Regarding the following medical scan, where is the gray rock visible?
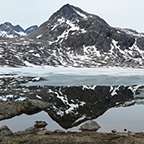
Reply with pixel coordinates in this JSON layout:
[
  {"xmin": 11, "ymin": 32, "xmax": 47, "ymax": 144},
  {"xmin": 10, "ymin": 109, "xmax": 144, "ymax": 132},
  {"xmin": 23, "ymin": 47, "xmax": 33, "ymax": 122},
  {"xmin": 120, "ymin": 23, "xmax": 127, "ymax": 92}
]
[
  {"xmin": 80, "ymin": 121, "xmax": 100, "ymax": 131},
  {"xmin": 24, "ymin": 127, "xmax": 35, "ymax": 133},
  {"xmin": 54, "ymin": 129, "xmax": 65, "ymax": 133},
  {"xmin": 0, "ymin": 126, "xmax": 13, "ymax": 136},
  {"xmin": 111, "ymin": 129, "xmax": 117, "ymax": 134},
  {"xmin": 34, "ymin": 121, "xmax": 48, "ymax": 129}
]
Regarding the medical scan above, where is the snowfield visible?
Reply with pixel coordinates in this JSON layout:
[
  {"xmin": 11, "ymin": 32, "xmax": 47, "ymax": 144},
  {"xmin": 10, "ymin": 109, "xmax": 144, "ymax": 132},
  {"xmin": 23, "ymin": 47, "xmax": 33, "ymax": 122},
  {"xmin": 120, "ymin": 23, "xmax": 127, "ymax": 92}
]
[
  {"xmin": 0, "ymin": 66, "xmax": 144, "ymax": 77},
  {"xmin": 0, "ymin": 66, "xmax": 144, "ymax": 86}
]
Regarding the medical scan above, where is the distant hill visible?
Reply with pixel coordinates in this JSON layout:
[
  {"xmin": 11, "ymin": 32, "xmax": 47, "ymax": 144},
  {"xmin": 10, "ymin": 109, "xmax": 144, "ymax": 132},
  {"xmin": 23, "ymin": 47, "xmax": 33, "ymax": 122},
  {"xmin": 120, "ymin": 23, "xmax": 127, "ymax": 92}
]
[{"xmin": 0, "ymin": 22, "xmax": 38, "ymax": 38}]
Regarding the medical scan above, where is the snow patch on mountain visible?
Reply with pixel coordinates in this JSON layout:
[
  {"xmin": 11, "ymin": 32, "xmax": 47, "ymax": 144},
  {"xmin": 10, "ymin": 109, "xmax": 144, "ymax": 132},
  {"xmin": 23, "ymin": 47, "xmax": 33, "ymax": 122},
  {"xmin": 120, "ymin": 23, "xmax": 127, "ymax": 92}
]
[
  {"xmin": 117, "ymin": 28, "xmax": 144, "ymax": 37},
  {"xmin": 47, "ymin": 88, "xmax": 86, "ymax": 116},
  {"xmin": 0, "ymin": 95, "xmax": 27, "ymax": 102},
  {"xmin": 50, "ymin": 18, "xmax": 87, "ymax": 44},
  {"xmin": 0, "ymin": 31, "xmax": 14, "ymax": 38},
  {"xmin": 72, "ymin": 8, "xmax": 88, "ymax": 19}
]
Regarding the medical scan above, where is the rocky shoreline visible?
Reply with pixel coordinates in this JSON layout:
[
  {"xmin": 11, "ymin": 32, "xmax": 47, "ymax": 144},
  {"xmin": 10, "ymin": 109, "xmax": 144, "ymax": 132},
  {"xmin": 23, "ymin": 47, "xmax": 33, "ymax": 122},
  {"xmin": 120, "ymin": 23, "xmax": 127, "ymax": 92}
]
[
  {"xmin": 0, "ymin": 122, "xmax": 143, "ymax": 144},
  {"xmin": 1, "ymin": 127, "xmax": 144, "ymax": 144}
]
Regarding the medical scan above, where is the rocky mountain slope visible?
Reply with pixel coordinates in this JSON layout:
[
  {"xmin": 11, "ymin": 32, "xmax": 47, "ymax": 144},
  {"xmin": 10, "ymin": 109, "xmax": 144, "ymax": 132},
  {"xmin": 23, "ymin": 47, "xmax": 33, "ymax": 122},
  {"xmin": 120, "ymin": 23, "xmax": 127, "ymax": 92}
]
[
  {"xmin": 0, "ymin": 22, "xmax": 38, "ymax": 38},
  {"xmin": 1, "ymin": 4, "xmax": 144, "ymax": 67}
]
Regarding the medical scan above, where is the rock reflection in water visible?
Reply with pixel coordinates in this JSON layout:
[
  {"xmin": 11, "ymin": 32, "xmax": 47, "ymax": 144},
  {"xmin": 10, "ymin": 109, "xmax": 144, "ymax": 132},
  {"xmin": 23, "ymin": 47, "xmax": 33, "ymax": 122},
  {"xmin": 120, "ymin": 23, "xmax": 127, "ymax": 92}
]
[
  {"xmin": 1, "ymin": 104, "xmax": 144, "ymax": 133},
  {"xmin": 0, "ymin": 76, "xmax": 141, "ymax": 131}
]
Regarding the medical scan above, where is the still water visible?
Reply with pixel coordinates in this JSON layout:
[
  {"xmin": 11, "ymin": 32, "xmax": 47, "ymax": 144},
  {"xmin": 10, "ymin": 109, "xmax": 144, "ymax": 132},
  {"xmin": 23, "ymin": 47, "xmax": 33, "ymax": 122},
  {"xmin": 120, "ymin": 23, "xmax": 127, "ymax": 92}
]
[
  {"xmin": 0, "ymin": 111, "xmax": 65, "ymax": 132},
  {"xmin": 0, "ymin": 104, "xmax": 144, "ymax": 132},
  {"xmin": 0, "ymin": 67, "xmax": 144, "ymax": 132}
]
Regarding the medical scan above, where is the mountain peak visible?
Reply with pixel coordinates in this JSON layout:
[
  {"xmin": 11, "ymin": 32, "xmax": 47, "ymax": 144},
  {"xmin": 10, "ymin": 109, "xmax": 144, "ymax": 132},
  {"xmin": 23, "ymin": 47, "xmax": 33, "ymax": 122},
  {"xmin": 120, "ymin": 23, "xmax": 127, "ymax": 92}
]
[
  {"xmin": 49, "ymin": 4, "xmax": 88, "ymax": 21},
  {"xmin": 61, "ymin": 3, "xmax": 72, "ymax": 9},
  {"xmin": 25, "ymin": 25, "xmax": 38, "ymax": 34},
  {"xmin": 3, "ymin": 22, "xmax": 12, "ymax": 25},
  {"xmin": 14, "ymin": 25, "xmax": 25, "ymax": 32},
  {"xmin": 58, "ymin": 4, "xmax": 75, "ymax": 13}
]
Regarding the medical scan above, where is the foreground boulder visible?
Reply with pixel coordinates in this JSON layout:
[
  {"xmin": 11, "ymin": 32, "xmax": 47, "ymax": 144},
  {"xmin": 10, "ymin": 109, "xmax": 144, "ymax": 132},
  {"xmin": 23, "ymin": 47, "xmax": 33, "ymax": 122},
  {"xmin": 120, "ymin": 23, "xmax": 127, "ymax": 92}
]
[
  {"xmin": 34, "ymin": 121, "xmax": 47, "ymax": 129},
  {"xmin": 0, "ymin": 126, "xmax": 13, "ymax": 136},
  {"xmin": 80, "ymin": 121, "xmax": 100, "ymax": 131},
  {"xmin": 54, "ymin": 129, "xmax": 65, "ymax": 133}
]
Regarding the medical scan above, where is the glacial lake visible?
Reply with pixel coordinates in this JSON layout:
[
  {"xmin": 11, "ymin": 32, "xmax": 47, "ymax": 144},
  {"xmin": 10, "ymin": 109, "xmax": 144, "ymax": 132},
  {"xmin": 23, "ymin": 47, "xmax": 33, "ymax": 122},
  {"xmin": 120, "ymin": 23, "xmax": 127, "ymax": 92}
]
[{"xmin": 0, "ymin": 66, "xmax": 144, "ymax": 132}]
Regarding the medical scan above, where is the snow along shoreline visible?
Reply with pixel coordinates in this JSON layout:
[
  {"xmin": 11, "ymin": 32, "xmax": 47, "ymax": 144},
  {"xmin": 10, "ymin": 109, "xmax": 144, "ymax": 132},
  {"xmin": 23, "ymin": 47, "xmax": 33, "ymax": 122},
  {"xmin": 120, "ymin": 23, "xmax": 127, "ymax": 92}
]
[{"xmin": 0, "ymin": 66, "xmax": 144, "ymax": 77}]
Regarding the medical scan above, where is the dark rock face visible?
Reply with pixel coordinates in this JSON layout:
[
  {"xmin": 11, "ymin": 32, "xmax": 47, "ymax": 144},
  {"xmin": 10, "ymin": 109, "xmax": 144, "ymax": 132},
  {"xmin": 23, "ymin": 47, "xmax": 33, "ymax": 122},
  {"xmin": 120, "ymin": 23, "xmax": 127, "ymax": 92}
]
[
  {"xmin": 25, "ymin": 25, "xmax": 38, "ymax": 34},
  {"xmin": 14, "ymin": 25, "xmax": 25, "ymax": 32},
  {"xmin": 50, "ymin": 4, "xmax": 84, "ymax": 20}
]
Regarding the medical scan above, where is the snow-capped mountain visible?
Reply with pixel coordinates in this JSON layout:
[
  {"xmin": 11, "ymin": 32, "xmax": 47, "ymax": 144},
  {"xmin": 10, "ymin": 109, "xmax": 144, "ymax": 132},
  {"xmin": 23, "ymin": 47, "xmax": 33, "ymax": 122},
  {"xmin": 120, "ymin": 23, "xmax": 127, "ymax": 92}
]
[
  {"xmin": 0, "ymin": 22, "xmax": 25, "ymax": 38},
  {"xmin": 0, "ymin": 22, "xmax": 38, "ymax": 38},
  {"xmin": 29, "ymin": 4, "xmax": 144, "ymax": 67},
  {"xmin": 1, "ymin": 4, "xmax": 144, "ymax": 67},
  {"xmin": 25, "ymin": 25, "xmax": 38, "ymax": 34}
]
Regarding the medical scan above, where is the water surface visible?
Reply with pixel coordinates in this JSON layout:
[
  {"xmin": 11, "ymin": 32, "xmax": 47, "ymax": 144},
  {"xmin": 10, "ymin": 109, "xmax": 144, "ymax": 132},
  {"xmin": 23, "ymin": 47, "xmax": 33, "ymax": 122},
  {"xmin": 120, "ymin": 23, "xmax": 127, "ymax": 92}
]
[{"xmin": 1, "ymin": 104, "xmax": 144, "ymax": 133}]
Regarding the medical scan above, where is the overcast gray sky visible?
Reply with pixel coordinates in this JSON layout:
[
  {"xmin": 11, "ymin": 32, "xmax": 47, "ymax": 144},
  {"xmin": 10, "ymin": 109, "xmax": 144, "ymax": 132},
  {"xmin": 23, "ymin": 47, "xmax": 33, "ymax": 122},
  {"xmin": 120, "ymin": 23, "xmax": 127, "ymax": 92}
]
[{"xmin": 0, "ymin": 0, "xmax": 144, "ymax": 32}]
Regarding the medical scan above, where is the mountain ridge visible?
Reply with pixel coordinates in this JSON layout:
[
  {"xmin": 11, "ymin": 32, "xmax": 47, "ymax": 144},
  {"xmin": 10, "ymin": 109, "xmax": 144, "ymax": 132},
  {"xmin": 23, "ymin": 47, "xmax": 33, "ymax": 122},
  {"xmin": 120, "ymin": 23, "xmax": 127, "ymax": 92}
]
[
  {"xmin": 0, "ymin": 22, "xmax": 38, "ymax": 38},
  {"xmin": 0, "ymin": 4, "xmax": 144, "ymax": 67}
]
